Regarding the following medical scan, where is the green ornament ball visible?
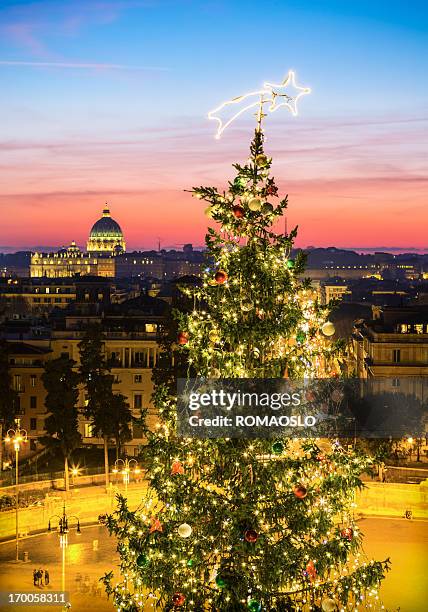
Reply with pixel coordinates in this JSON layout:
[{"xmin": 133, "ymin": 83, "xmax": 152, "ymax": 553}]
[
  {"xmin": 186, "ymin": 559, "xmax": 195, "ymax": 567},
  {"xmin": 261, "ymin": 202, "xmax": 274, "ymax": 214},
  {"xmin": 296, "ymin": 331, "xmax": 306, "ymax": 344},
  {"xmin": 136, "ymin": 553, "xmax": 149, "ymax": 567},
  {"xmin": 272, "ymin": 441, "xmax": 284, "ymax": 455},
  {"xmin": 286, "ymin": 259, "xmax": 295, "ymax": 269},
  {"xmin": 215, "ymin": 575, "xmax": 227, "ymax": 588},
  {"xmin": 234, "ymin": 176, "xmax": 247, "ymax": 187},
  {"xmin": 248, "ymin": 600, "xmax": 262, "ymax": 612}
]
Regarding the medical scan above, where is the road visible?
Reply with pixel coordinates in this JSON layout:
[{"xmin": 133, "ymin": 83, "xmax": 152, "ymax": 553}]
[{"xmin": 0, "ymin": 518, "xmax": 427, "ymax": 611}]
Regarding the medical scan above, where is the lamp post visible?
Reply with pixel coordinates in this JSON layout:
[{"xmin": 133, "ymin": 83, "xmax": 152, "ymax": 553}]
[
  {"xmin": 112, "ymin": 458, "xmax": 140, "ymax": 494},
  {"xmin": 4, "ymin": 418, "xmax": 27, "ymax": 562},
  {"xmin": 48, "ymin": 503, "xmax": 81, "ymax": 594}
]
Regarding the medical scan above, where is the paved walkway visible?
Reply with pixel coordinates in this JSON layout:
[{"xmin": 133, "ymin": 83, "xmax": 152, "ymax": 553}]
[{"xmin": 0, "ymin": 519, "xmax": 427, "ymax": 611}]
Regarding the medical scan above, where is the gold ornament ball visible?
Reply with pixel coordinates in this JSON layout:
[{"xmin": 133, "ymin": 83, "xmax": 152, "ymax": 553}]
[
  {"xmin": 321, "ymin": 321, "xmax": 335, "ymax": 337},
  {"xmin": 205, "ymin": 206, "xmax": 216, "ymax": 219},
  {"xmin": 255, "ymin": 153, "xmax": 268, "ymax": 167},
  {"xmin": 208, "ymin": 278, "xmax": 217, "ymax": 286},
  {"xmin": 248, "ymin": 197, "xmax": 262, "ymax": 211},
  {"xmin": 209, "ymin": 330, "xmax": 220, "ymax": 344},
  {"xmin": 178, "ymin": 523, "xmax": 192, "ymax": 538},
  {"xmin": 321, "ymin": 598, "xmax": 337, "ymax": 612}
]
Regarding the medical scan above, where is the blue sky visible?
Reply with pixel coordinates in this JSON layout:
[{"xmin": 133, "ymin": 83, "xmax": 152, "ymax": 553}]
[{"xmin": 0, "ymin": 0, "xmax": 427, "ymax": 249}]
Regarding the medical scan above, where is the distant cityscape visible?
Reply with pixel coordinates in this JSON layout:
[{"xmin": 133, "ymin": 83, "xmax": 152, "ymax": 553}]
[{"xmin": 1, "ymin": 204, "xmax": 427, "ymax": 467}]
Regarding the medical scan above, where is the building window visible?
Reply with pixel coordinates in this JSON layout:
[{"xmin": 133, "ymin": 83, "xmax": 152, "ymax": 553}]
[
  {"xmin": 134, "ymin": 351, "xmax": 146, "ymax": 366},
  {"xmin": 30, "ymin": 418, "xmax": 37, "ymax": 430},
  {"xmin": 392, "ymin": 378, "xmax": 400, "ymax": 387},
  {"xmin": 54, "ymin": 297, "xmax": 61, "ymax": 303},
  {"xmin": 30, "ymin": 375, "xmax": 37, "ymax": 387},
  {"xmin": 84, "ymin": 423, "xmax": 94, "ymax": 438},
  {"xmin": 134, "ymin": 375, "xmax": 142, "ymax": 383},
  {"xmin": 145, "ymin": 324, "xmax": 157, "ymax": 333},
  {"xmin": 393, "ymin": 349, "xmax": 401, "ymax": 363},
  {"xmin": 134, "ymin": 394, "xmax": 143, "ymax": 409},
  {"xmin": 13, "ymin": 375, "xmax": 22, "ymax": 391},
  {"xmin": 30, "ymin": 396, "xmax": 37, "ymax": 409}
]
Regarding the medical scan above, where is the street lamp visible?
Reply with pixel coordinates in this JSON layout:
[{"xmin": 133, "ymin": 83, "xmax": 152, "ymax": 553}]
[
  {"xmin": 4, "ymin": 418, "xmax": 28, "ymax": 562},
  {"xmin": 112, "ymin": 458, "xmax": 140, "ymax": 493},
  {"xmin": 48, "ymin": 502, "xmax": 81, "ymax": 594}
]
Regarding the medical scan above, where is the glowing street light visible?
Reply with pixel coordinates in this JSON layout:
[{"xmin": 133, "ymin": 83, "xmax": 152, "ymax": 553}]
[
  {"xmin": 4, "ymin": 418, "xmax": 27, "ymax": 562},
  {"xmin": 48, "ymin": 502, "xmax": 81, "ymax": 596},
  {"xmin": 112, "ymin": 458, "xmax": 140, "ymax": 493}
]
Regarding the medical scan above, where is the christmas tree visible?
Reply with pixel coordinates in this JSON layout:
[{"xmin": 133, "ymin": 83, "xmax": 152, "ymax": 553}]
[{"xmin": 103, "ymin": 100, "xmax": 389, "ymax": 611}]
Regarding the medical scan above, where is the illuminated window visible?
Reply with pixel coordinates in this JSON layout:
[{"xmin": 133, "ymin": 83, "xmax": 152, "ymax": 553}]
[
  {"xmin": 145, "ymin": 324, "xmax": 157, "ymax": 333},
  {"xmin": 84, "ymin": 423, "xmax": 93, "ymax": 438}
]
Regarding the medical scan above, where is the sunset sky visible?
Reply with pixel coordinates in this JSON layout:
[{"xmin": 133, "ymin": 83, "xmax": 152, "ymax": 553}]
[{"xmin": 0, "ymin": 0, "xmax": 427, "ymax": 251}]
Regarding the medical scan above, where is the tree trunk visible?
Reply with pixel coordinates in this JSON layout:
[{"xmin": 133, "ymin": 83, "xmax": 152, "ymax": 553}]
[
  {"xmin": 104, "ymin": 437, "xmax": 110, "ymax": 491},
  {"xmin": 64, "ymin": 455, "xmax": 70, "ymax": 492}
]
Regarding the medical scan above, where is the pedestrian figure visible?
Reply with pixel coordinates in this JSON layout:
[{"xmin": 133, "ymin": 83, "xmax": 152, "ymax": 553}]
[
  {"xmin": 44, "ymin": 569, "xmax": 50, "ymax": 585},
  {"xmin": 38, "ymin": 569, "xmax": 44, "ymax": 586},
  {"xmin": 33, "ymin": 569, "xmax": 37, "ymax": 586}
]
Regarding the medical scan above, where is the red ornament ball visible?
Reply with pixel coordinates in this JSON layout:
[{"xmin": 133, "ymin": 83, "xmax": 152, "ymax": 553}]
[
  {"xmin": 214, "ymin": 270, "xmax": 228, "ymax": 284},
  {"xmin": 341, "ymin": 527, "xmax": 354, "ymax": 541},
  {"xmin": 293, "ymin": 484, "xmax": 308, "ymax": 499},
  {"xmin": 244, "ymin": 529, "xmax": 258, "ymax": 543},
  {"xmin": 172, "ymin": 592, "xmax": 186, "ymax": 607},
  {"xmin": 177, "ymin": 331, "xmax": 189, "ymax": 345},
  {"xmin": 232, "ymin": 204, "xmax": 245, "ymax": 218}
]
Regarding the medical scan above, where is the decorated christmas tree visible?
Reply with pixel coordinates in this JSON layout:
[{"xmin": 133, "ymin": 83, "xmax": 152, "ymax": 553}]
[{"xmin": 103, "ymin": 75, "xmax": 389, "ymax": 611}]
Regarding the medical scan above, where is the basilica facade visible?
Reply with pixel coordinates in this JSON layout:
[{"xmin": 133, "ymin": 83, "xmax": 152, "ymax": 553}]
[{"xmin": 30, "ymin": 205, "xmax": 124, "ymax": 278}]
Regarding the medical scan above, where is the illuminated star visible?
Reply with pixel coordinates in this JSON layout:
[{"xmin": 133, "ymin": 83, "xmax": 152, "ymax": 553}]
[
  {"xmin": 208, "ymin": 88, "xmax": 268, "ymax": 139},
  {"xmin": 264, "ymin": 70, "xmax": 311, "ymax": 116}
]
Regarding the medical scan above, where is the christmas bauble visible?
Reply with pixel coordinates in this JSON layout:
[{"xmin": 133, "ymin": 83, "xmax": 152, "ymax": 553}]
[
  {"xmin": 321, "ymin": 321, "xmax": 335, "ymax": 337},
  {"xmin": 255, "ymin": 153, "xmax": 268, "ymax": 167},
  {"xmin": 209, "ymin": 330, "xmax": 220, "ymax": 344},
  {"xmin": 208, "ymin": 278, "xmax": 218, "ymax": 286},
  {"xmin": 293, "ymin": 484, "xmax": 308, "ymax": 499},
  {"xmin": 244, "ymin": 529, "xmax": 258, "ymax": 543},
  {"xmin": 234, "ymin": 176, "xmax": 247, "ymax": 187},
  {"xmin": 186, "ymin": 558, "xmax": 194, "ymax": 567},
  {"xmin": 248, "ymin": 599, "xmax": 262, "ymax": 612},
  {"xmin": 205, "ymin": 205, "xmax": 218, "ymax": 219},
  {"xmin": 232, "ymin": 204, "xmax": 245, "ymax": 218},
  {"xmin": 215, "ymin": 575, "xmax": 227, "ymax": 588},
  {"xmin": 341, "ymin": 527, "xmax": 353, "ymax": 541},
  {"xmin": 215, "ymin": 270, "xmax": 228, "ymax": 284},
  {"xmin": 286, "ymin": 259, "xmax": 295, "ymax": 269},
  {"xmin": 172, "ymin": 592, "xmax": 186, "ymax": 606},
  {"xmin": 261, "ymin": 202, "xmax": 274, "ymax": 214},
  {"xmin": 272, "ymin": 441, "xmax": 284, "ymax": 454},
  {"xmin": 296, "ymin": 331, "xmax": 306, "ymax": 344},
  {"xmin": 178, "ymin": 523, "xmax": 192, "ymax": 538},
  {"xmin": 136, "ymin": 553, "xmax": 149, "ymax": 567},
  {"xmin": 248, "ymin": 197, "xmax": 262, "ymax": 211},
  {"xmin": 177, "ymin": 331, "xmax": 189, "ymax": 345},
  {"xmin": 288, "ymin": 336, "xmax": 296, "ymax": 347},
  {"xmin": 321, "ymin": 598, "xmax": 337, "ymax": 612}
]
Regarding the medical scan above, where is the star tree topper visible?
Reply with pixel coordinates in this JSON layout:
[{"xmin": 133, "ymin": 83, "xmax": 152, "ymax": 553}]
[{"xmin": 208, "ymin": 70, "xmax": 311, "ymax": 139}]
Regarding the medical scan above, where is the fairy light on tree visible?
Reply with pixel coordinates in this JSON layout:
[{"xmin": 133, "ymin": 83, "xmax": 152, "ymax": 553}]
[{"xmin": 103, "ymin": 71, "xmax": 390, "ymax": 611}]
